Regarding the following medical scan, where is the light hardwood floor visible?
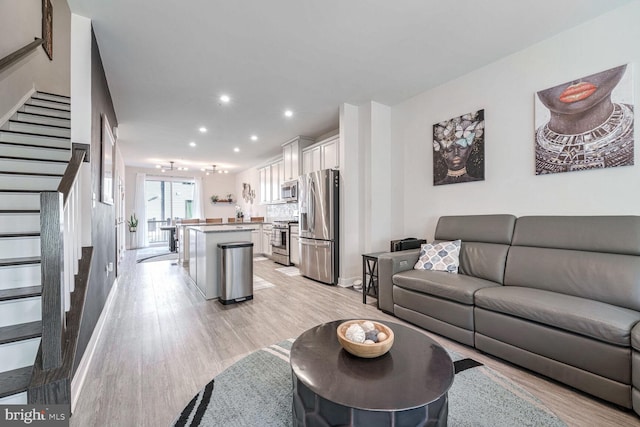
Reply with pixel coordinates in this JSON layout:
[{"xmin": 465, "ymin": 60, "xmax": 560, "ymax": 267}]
[{"xmin": 70, "ymin": 252, "xmax": 640, "ymax": 426}]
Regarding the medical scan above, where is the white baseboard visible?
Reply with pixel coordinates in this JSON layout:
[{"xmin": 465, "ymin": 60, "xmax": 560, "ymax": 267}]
[
  {"xmin": 338, "ymin": 276, "xmax": 360, "ymax": 287},
  {"xmin": 0, "ymin": 86, "xmax": 36, "ymax": 128},
  {"xmin": 71, "ymin": 276, "xmax": 119, "ymax": 412}
]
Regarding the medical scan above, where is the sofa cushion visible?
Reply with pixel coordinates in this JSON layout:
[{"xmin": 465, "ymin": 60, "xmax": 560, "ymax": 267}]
[
  {"xmin": 504, "ymin": 245, "xmax": 640, "ymax": 312},
  {"xmin": 414, "ymin": 240, "xmax": 461, "ymax": 273},
  {"xmin": 393, "ymin": 269, "xmax": 500, "ymax": 305},
  {"xmin": 512, "ymin": 216, "xmax": 640, "ymax": 256},
  {"xmin": 458, "ymin": 242, "xmax": 510, "ymax": 284},
  {"xmin": 435, "ymin": 214, "xmax": 516, "ymax": 245},
  {"xmin": 475, "ymin": 286, "xmax": 640, "ymax": 346}
]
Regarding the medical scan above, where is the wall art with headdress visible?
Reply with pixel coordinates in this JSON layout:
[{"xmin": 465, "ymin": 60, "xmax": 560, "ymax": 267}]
[
  {"xmin": 433, "ymin": 109, "xmax": 485, "ymax": 186},
  {"xmin": 534, "ymin": 64, "xmax": 634, "ymax": 175}
]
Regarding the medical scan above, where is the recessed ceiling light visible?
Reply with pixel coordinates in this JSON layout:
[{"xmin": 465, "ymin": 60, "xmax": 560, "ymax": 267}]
[
  {"xmin": 199, "ymin": 127, "xmax": 207, "ymax": 133},
  {"xmin": 234, "ymin": 147, "xmax": 240, "ymax": 152},
  {"xmin": 219, "ymin": 95, "xmax": 230, "ymax": 103},
  {"xmin": 250, "ymin": 135, "xmax": 258, "ymax": 141},
  {"xmin": 224, "ymin": 170, "xmax": 229, "ymax": 174},
  {"xmin": 155, "ymin": 165, "xmax": 161, "ymax": 168},
  {"xmin": 189, "ymin": 142, "xmax": 196, "ymax": 147},
  {"xmin": 284, "ymin": 110, "xmax": 293, "ymax": 118}
]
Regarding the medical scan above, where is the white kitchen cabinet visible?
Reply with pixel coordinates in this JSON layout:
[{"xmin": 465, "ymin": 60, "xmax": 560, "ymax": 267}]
[
  {"xmin": 321, "ymin": 136, "xmax": 339, "ymax": 170},
  {"xmin": 282, "ymin": 136, "xmax": 314, "ymax": 182},
  {"xmin": 262, "ymin": 225, "xmax": 273, "ymax": 255},
  {"xmin": 302, "ymin": 135, "xmax": 339, "ymax": 174},
  {"xmin": 303, "ymin": 146, "xmax": 321, "ymax": 175},
  {"xmin": 259, "ymin": 166, "xmax": 269, "ymax": 203},
  {"xmin": 251, "ymin": 228, "xmax": 262, "ymax": 254},
  {"xmin": 290, "ymin": 225, "xmax": 299, "ymax": 265},
  {"xmin": 271, "ymin": 160, "xmax": 283, "ymax": 202}
]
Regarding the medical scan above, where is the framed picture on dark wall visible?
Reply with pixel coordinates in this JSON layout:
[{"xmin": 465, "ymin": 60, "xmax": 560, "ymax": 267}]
[
  {"xmin": 101, "ymin": 115, "xmax": 115, "ymax": 205},
  {"xmin": 42, "ymin": 0, "xmax": 53, "ymax": 60}
]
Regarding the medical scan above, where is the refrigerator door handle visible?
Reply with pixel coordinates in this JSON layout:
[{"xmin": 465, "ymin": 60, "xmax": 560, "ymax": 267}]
[
  {"xmin": 300, "ymin": 239, "xmax": 330, "ymax": 248},
  {"xmin": 309, "ymin": 178, "xmax": 316, "ymax": 232}
]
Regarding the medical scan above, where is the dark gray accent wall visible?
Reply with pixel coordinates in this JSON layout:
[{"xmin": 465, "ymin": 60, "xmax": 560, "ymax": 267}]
[{"xmin": 73, "ymin": 28, "xmax": 117, "ymax": 374}]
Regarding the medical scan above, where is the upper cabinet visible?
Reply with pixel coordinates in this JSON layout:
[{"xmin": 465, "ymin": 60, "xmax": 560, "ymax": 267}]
[
  {"xmin": 258, "ymin": 157, "xmax": 285, "ymax": 204},
  {"xmin": 282, "ymin": 136, "xmax": 314, "ymax": 182},
  {"xmin": 302, "ymin": 135, "xmax": 340, "ymax": 175},
  {"xmin": 259, "ymin": 164, "xmax": 271, "ymax": 203}
]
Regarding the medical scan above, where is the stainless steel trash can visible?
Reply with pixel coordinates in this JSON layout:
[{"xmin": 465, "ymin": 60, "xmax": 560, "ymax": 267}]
[{"xmin": 218, "ymin": 241, "xmax": 253, "ymax": 305}]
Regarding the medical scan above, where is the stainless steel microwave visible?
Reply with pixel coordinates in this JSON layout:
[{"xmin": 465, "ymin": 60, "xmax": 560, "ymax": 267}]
[{"xmin": 281, "ymin": 180, "xmax": 298, "ymax": 202}]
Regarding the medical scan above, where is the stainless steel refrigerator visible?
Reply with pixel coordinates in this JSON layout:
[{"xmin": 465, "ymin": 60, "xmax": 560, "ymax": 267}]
[{"xmin": 298, "ymin": 169, "xmax": 339, "ymax": 285}]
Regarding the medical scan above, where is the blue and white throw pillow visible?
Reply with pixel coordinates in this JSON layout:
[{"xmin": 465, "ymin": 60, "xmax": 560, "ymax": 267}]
[{"xmin": 413, "ymin": 240, "xmax": 462, "ymax": 273}]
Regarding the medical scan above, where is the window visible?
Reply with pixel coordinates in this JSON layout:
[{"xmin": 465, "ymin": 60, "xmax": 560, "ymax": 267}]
[{"xmin": 145, "ymin": 178, "xmax": 195, "ymax": 243}]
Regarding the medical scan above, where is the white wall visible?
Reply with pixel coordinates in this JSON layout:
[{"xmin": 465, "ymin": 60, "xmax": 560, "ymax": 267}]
[
  {"xmin": 391, "ymin": 1, "xmax": 640, "ymax": 239},
  {"xmin": 202, "ymin": 173, "xmax": 236, "ymax": 220},
  {"xmin": 234, "ymin": 167, "xmax": 265, "ymax": 220}
]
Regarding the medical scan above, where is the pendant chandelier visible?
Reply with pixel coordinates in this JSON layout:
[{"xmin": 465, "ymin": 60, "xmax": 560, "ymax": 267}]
[
  {"xmin": 201, "ymin": 164, "xmax": 229, "ymax": 175},
  {"xmin": 155, "ymin": 161, "xmax": 188, "ymax": 173}
]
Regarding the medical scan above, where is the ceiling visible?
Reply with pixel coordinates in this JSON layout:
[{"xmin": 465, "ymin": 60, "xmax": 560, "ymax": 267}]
[{"xmin": 66, "ymin": 0, "xmax": 632, "ymax": 173}]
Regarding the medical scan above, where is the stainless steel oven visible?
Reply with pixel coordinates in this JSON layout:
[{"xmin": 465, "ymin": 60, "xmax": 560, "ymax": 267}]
[{"xmin": 271, "ymin": 221, "xmax": 292, "ymax": 266}]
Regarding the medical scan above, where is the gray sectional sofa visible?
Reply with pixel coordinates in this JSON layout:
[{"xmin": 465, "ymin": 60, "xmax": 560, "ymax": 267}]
[{"xmin": 378, "ymin": 214, "xmax": 640, "ymax": 412}]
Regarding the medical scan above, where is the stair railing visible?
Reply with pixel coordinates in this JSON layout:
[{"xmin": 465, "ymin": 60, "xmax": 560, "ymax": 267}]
[
  {"xmin": 40, "ymin": 147, "xmax": 86, "ymax": 370},
  {"xmin": 0, "ymin": 38, "xmax": 43, "ymax": 73}
]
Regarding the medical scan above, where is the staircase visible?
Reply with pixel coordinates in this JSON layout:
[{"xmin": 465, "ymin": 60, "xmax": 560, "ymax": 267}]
[{"xmin": 0, "ymin": 91, "xmax": 71, "ymax": 404}]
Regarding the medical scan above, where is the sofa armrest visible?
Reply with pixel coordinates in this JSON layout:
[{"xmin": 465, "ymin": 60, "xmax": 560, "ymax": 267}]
[{"xmin": 378, "ymin": 249, "xmax": 420, "ymax": 313}]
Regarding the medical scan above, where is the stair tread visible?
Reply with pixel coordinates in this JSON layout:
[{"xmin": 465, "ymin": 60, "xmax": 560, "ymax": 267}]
[
  {"xmin": 0, "ymin": 286, "xmax": 42, "ymax": 302},
  {"xmin": 30, "ymin": 96, "xmax": 70, "ymax": 106},
  {"xmin": 0, "ymin": 129, "xmax": 70, "ymax": 140},
  {"xmin": 16, "ymin": 111, "xmax": 70, "ymax": 120},
  {"xmin": 0, "ymin": 212, "xmax": 39, "ymax": 215},
  {"xmin": 0, "ymin": 256, "xmax": 40, "ymax": 267},
  {"xmin": 0, "ymin": 140, "xmax": 71, "ymax": 151},
  {"xmin": 0, "ymin": 171, "xmax": 63, "ymax": 177},
  {"xmin": 0, "ymin": 366, "xmax": 33, "ymax": 399},
  {"xmin": 0, "ymin": 190, "xmax": 43, "ymax": 196},
  {"xmin": 0, "ymin": 155, "xmax": 68, "ymax": 164},
  {"xmin": 24, "ymin": 102, "xmax": 70, "ymax": 111},
  {"xmin": 36, "ymin": 91, "xmax": 70, "ymax": 100},
  {"xmin": 8, "ymin": 119, "xmax": 71, "ymax": 130},
  {"xmin": 0, "ymin": 321, "xmax": 42, "ymax": 345},
  {"xmin": 0, "ymin": 232, "xmax": 39, "ymax": 238}
]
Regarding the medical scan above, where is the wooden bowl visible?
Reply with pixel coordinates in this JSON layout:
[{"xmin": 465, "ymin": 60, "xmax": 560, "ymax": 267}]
[{"xmin": 336, "ymin": 320, "xmax": 394, "ymax": 358}]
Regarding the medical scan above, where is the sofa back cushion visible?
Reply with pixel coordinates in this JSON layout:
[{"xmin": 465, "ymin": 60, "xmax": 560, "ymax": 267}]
[
  {"xmin": 505, "ymin": 216, "xmax": 640, "ymax": 311},
  {"xmin": 435, "ymin": 215, "xmax": 516, "ymax": 284}
]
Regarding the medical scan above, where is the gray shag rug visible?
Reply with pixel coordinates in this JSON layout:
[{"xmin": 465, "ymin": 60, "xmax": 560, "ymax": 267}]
[{"xmin": 173, "ymin": 339, "xmax": 566, "ymax": 427}]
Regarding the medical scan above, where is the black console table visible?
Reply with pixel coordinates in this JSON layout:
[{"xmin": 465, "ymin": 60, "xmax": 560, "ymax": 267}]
[{"xmin": 362, "ymin": 252, "xmax": 386, "ymax": 305}]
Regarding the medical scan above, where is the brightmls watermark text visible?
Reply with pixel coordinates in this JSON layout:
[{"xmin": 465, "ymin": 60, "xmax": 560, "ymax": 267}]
[{"xmin": 0, "ymin": 406, "xmax": 68, "ymax": 427}]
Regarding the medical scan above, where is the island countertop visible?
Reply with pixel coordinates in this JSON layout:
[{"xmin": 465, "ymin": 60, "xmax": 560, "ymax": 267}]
[{"xmin": 187, "ymin": 224, "xmax": 262, "ymax": 233}]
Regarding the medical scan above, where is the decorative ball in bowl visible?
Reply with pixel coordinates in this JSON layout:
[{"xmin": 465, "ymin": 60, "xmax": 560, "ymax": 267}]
[{"xmin": 336, "ymin": 320, "xmax": 394, "ymax": 358}]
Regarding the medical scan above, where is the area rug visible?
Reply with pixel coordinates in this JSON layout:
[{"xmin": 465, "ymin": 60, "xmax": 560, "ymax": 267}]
[
  {"xmin": 136, "ymin": 246, "xmax": 177, "ymax": 263},
  {"xmin": 275, "ymin": 266, "xmax": 301, "ymax": 276},
  {"xmin": 173, "ymin": 340, "xmax": 566, "ymax": 427},
  {"xmin": 253, "ymin": 256, "xmax": 269, "ymax": 262},
  {"xmin": 138, "ymin": 253, "xmax": 179, "ymax": 263},
  {"xmin": 254, "ymin": 276, "xmax": 275, "ymax": 290}
]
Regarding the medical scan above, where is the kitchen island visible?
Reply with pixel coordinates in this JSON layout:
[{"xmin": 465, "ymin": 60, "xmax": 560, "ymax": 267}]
[
  {"xmin": 178, "ymin": 221, "xmax": 267, "ymax": 266},
  {"xmin": 187, "ymin": 225, "xmax": 254, "ymax": 300}
]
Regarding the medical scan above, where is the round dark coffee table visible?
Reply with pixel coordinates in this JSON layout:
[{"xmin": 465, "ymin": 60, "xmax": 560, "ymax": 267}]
[{"xmin": 290, "ymin": 320, "xmax": 454, "ymax": 427}]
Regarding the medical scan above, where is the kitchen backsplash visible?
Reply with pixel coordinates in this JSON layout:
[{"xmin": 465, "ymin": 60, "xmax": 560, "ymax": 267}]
[{"xmin": 267, "ymin": 203, "xmax": 299, "ymax": 221}]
